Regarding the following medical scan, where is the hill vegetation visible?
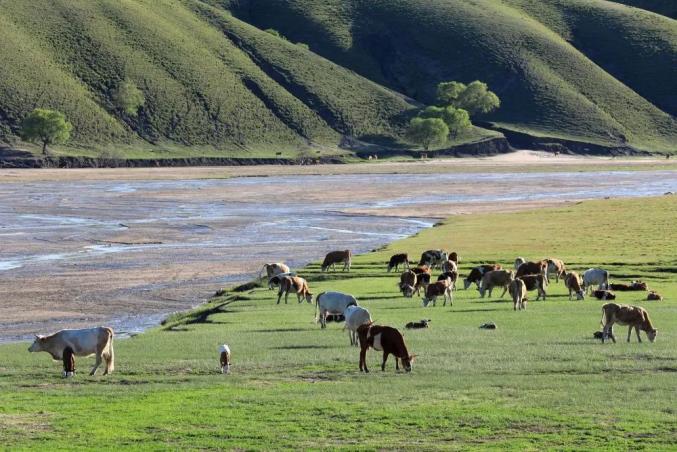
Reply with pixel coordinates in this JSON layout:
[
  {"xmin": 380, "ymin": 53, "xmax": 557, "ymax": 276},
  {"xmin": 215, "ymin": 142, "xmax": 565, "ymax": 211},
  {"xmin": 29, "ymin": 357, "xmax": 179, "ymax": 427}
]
[{"xmin": 0, "ymin": 0, "xmax": 675, "ymax": 157}]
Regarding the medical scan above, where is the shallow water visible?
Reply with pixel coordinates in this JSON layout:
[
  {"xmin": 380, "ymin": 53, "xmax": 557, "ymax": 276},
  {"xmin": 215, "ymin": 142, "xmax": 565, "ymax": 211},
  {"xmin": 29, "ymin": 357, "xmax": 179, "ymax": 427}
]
[{"xmin": 0, "ymin": 169, "xmax": 675, "ymax": 341}]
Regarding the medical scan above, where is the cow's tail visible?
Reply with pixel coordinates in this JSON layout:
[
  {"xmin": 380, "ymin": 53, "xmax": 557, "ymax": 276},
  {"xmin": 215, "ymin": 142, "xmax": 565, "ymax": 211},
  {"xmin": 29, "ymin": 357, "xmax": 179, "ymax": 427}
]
[
  {"xmin": 314, "ymin": 292, "xmax": 324, "ymax": 323},
  {"xmin": 105, "ymin": 327, "xmax": 115, "ymax": 373},
  {"xmin": 600, "ymin": 306, "xmax": 607, "ymax": 328}
]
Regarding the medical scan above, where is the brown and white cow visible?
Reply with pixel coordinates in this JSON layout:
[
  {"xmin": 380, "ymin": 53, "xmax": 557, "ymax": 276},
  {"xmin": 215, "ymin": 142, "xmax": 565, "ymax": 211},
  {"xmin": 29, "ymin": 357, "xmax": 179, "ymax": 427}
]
[
  {"xmin": 219, "ymin": 344, "xmax": 231, "ymax": 374},
  {"xmin": 564, "ymin": 271, "xmax": 585, "ymax": 300},
  {"xmin": 593, "ymin": 289, "xmax": 616, "ymax": 300},
  {"xmin": 399, "ymin": 270, "xmax": 417, "ymax": 298},
  {"xmin": 321, "ymin": 250, "xmax": 352, "ymax": 272},
  {"xmin": 276, "ymin": 276, "xmax": 313, "ymax": 304},
  {"xmin": 516, "ymin": 260, "xmax": 548, "ymax": 280},
  {"xmin": 545, "ymin": 258, "xmax": 566, "ymax": 283},
  {"xmin": 463, "ymin": 264, "xmax": 502, "ymax": 290},
  {"xmin": 387, "ymin": 253, "xmax": 410, "ymax": 273},
  {"xmin": 422, "ymin": 276, "xmax": 453, "ymax": 307},
  {"xmin": 357, "ymin": 324, "xmax": 414, "ymax": 373},
  {"xmin": 437, "ymin": 270, "xmax": 458, "ymax": 291},
  {"xmin": 441, "ymin": 259, "xmax": 458, "ymax": 275},
  {"xmin": 600, "ymin": 303, "xmax": 657, "ymax": 343},
  {"xmin": 509, "ymin": 278, "xmax": 528, "ymax": 311},
  {"xmin": 449, "ymin": 251, "xmax": 459, "ymax": 264},
  {"xmin": 479, "ymin": 270, "xmax": 515, "ymax": 298},
  {"xmin": 517, "ymin": 274, "xmax": 548, "ymax": 301},
  {"xmin": 28, "ymin": 327, "xmax": 114, "ymax": 377},
  {"xmin": 259, "ymin": 263, "xmax": 291, "ymax": 289}
]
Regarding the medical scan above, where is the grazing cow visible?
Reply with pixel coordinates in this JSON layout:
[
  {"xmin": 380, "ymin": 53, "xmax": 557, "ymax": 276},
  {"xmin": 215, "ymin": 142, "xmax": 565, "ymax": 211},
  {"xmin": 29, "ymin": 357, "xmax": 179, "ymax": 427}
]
[
  {"xmin": 441, "ymin": 259, "xmax": 458, "ymax": 275},
  {"xmin": 546, "ymin": 258, "xmax": 566, "ymax": 283},
  {"xmin": 609, "ymin": 281, "xmax": 648, "ymax": 291},
  {"xmin": 268, "ymin": 272, "xmax": 297, "ymax": 290},
  {"xmin": 399, "ymin": 270, "xmax": 417, "ymax": 298},
  {"xmin": 344, "ymin": 306, "xmax": 372, "ymax": 346},
  {"xmin": 419, "ymin": 250, "xmax": 448, "ymax": 269},
  {"xmin": 260, "ymin": 263, "xmax": 290, "ymax": 289},
  {"xmin": 405, "ymin": 319, "xmax": 431, "ymax": 329},
  {"xmin": 509, "ymin": 278, "xmax": 528, "ymax": 311},
  {"xmin": 479, "ymin": 270, "xmax": 515, "ymax": 298},
  {"xmin": 514, "ymin": 257, "xmax": 526, "ymax": 270},
  {"xmin": 414, "ymin": 272, "xmax": 431, "ymax": 296},
  {"xmin": 422, "ymin": 276, "xmax": 453, "ymax": 307},
  {"xmin": 564, "ymin": 271, "xmax": 585, "ymax": 300},
  {"xmin": 593, "ymin": 289, "xmax": 616, "ymax": 300},
  {"xmin": 647, "ymin": 291, "xmax": 663, "ymax": 301},
  {"xmin": 357, "ymin": 324, "xmax": 414, "ymax": 373},
  {"xmin": 449, "ymin": 251, "xmax": 459, "ymax": 264},
  {"xmin": 315, "ymin": 291, "xmax": 358, "ymax": 328},
  {"xmin": 219, "ymin": 344, "xmax": 231, "ymax": 374},
  {"xmin": 516, "ymin": 260, "xmax": 548, "ymax": 280},
  {"xmin": 387, "ymin": 253, "xmax": 410, "ymax": 272},
  {"xmin": 463, "ymin": 264, "xmax": 502, "ymax": 290},
  {"xmin": 583, "ymin": 268, "xmax": 610, "ymax": 293},
  {"xmin": 517, "ymin": 274, "xmax": 548, "ymax": 301},
  {"xmin": 321, "ymin": 250, "xmax": 352, "ymax": 272},
  {"xmin": 437, "ymin": 270, "xmax": 458, "ymax": 291},
  {"xmin": 600, "ymin": 303, "xmax": 657, "ymax": 343},
  {"xmin": 276, "ymin": 276, "xmax": 312, "ymax": 304},
  {"xmin": 28, "ymin": 327, "xmax": 114, "ymax": 376}
]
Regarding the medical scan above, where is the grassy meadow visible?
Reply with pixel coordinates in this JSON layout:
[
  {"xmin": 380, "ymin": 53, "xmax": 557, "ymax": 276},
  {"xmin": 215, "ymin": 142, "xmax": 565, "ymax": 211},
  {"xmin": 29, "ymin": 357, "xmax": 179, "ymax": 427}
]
[{"xmin": 0, "ymin": 196, "xmax": 676, "ymax": 449}]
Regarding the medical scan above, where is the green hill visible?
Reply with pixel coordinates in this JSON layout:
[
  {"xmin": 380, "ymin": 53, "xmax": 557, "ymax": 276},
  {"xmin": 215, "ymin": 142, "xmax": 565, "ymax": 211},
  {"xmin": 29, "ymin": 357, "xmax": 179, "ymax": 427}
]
[{"xmin": 0, "ymin": 0, "xmax": 675, "ymax": 158}]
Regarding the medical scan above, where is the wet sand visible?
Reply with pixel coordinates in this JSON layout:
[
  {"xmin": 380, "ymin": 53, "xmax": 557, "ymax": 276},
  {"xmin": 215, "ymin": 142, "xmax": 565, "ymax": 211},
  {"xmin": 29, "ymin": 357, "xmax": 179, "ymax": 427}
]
[{"xmin": 1, "ymin": 152, "xmax": 675, "ymax": 341}]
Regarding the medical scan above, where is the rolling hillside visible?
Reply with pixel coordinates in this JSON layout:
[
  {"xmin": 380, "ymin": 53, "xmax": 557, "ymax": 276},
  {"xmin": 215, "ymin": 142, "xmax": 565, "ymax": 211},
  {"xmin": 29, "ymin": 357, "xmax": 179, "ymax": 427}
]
[{"xmin": 0, "ymin": 0, "xmax": 675, "ymax": 158}]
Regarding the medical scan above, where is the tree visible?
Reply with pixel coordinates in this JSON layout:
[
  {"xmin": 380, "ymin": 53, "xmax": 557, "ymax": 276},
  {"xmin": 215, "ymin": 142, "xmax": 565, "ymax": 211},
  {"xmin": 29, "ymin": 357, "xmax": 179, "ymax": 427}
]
[
  {"xmin": 436, "ymin": 81, "xmax": 466, "ymax": 105},
  {"xmin": 436, "ymin": 80, "xmax": 500, "ymax": 116},
  {"xmin": 113, "ymin": 80, "xmax": 145, "ymax": 116},
  {"xmin": 20, "ymin": 109, "xmax": 73, "ymax": 155},
  {"xmin": 406, "ymin": 117, "xmax": 449, "ymax": 151},
  {"xmin": 419, "ymin": 105, "xmax": 471, "ymax": 137}
]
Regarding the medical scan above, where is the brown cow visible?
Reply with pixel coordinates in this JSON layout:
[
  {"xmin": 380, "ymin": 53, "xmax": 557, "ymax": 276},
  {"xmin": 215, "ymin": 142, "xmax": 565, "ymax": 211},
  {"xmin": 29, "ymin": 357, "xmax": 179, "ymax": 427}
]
[
  {"xmin": 593, "ymin": 290, "xmax": 616, "ymax": 300},
  {"xmin": 411, "ymin": 265, "xmax": 431, "ymax": 276},
  {"xmin": 449, "ymin": 251, "xmax": 459, "ymax": 264},
  {"xmin": 564, "ymin": 271, "xmax": 585, "ymax": 300},
  {"xmin": 437, "ymin": 270, "xmax": 458, "ymax": 291},
  {"xmin": 545, "ymin": 258, "xmax": 566, "ymax": 283},
  {"xmin": 517, "ymin": 274, "xmax": 547, "ymax": 301},
  {"xmin": 463, "ymin": 264, "xmax": 502, "ymax": 290},
  {"xmin": 479, "ymin": 270, "xmax": 515, "ymax": 298},
  {"xmin": 277, "ymin": 276, "xmax": 312, "ymax": 304},
  {"xmin": 399, "ymin": 270, "xmax": 417, "ymax": 298},
  {"xmin": 600, "ymin": 303, "xmax": 657, "ymax": 343},
  {"xmin": 423, "ymin": 277, "xmax": 453, "ymax": 307},
  {"xmin": 509, "ymin": 278, "xmax": 528, "ymax": 311},
  {"xmin": 516, "ymin": 260, "xmax": 548, "ymax": 280},
  {"xmin": 647, "ymin": 291, "xmax": 663, "ymax": 301},
  {"xmin": 357, "ymin": 324, "xmax": 414, "ymax": 373},
  {"xmin": 387, "ymin": 253, "xmax": 410, "ymax": 272},
  {"xmin": 610, "ymin": 281, "xmax": 648, "ymax": 291},
  {"xmin": 414, "ymin": 272, "xmax": 431, "ymax": 296},
  {"xmin": 321, "ymin": 250, "xmax": 352, "ymax": 272}
]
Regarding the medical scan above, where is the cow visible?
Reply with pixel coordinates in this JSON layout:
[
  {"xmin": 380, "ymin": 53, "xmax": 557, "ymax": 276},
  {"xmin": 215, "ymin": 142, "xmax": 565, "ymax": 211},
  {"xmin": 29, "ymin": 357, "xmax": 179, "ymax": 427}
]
[
  {"xmin": 321, "ymin": 250, "xmax": 352, "ymax": 272},
  {"xmin": 517, "ymin": 274, "xmax": 547, "ymax": 301},
  {"xmin": 387, "ymin": 253, "xmax": 410, "ymax": 273},
  {"xmin": 516, "ymin": 260, "xmax": 548, "ymax": 280},
  {"xmin": 609, "ymin": 281, "xmax": 648, "ymax": 291},
  {"xmin": 437, "ymin": 270, "xmax": 458, "ymax": 291},
  {"xmin": 315, "ymin": 291, "xmax": 358, "ymax": 328},
  {"xmin": 276, "ymin": 276, "xmax": 312, "ymax": 304},
  {"xmin": 600, "ymin": 303, "xmax": 657, "ymax": 343},
  {"xmin": 357, "ymin": 324, "xmax": 414, "ymax": 373},
  {"xmin": 441, "ymin": 259, "xmax": 458, "ymax": 275},
  {"xmin": 411, "ymin": 265, "xmax": 431, "ymax": 276},
  {"xmin": 546, "ymin": 258, "xmax": 566, "ymax": 283},
  {"xmin": 422, "ymin": 276, "xmax": 453, "ymax": 307},
  {"xmin": 419, "ymin": 249, "xmax": 448, "ymax": 269},
  {"xmin": 449, "ymin": 251, "xmax": 459, "ymax": 264},
  {"xmin": 593, "ymin": 289, "xmax": 616, "ymax": 300},
  {"xmin": 344, "ymin": 306, "xmax": 372, "ymax": 346},
  {"xmin": 259, "ymin": 263, "xmax": 290, "ymax": 289},
  {"xmin": 479, "ymin": 270, "xmax": 515, "ymax": 298},
  {"xmin": 405, "ymin": 319, "xmax": 430, "ymax": 329},
  {"xmin": 399, "ymin": 270, "xmax": 417, "ymax": 298},
  {"xmin": 647, "ymin": 291, "xmax": 663, "ymax": 301},
  {"xmin": 564, "ymin": 271, "xmax": 585, "ymax": 300},
  {"xmin": 509, "ymin": 278, "xmax": 528, "ymax": 311},
  {"xmin": 463, "ymin": 264, "xmax": 502, "ymax": 290},
  {"xmin": 28, "ymin": 327, "xmax": 114, "ymax": 376},
  {"xmin": 414, "ymin": 272, "xmax": 431, "ymax": 296},
  {"xmin": 268, "ymin": 272, "xmax": 297, "ymax": 290},
  {"xmin": 583, "ymin": 268, "xmax": 610, "ymax": 293},
  {"xmin": 514, "ymin": 257, "xmax": 526, "ymax": 270},
  {"xmin": 219, "ymin": 344, "xmax": 231, "ymax": 374}
]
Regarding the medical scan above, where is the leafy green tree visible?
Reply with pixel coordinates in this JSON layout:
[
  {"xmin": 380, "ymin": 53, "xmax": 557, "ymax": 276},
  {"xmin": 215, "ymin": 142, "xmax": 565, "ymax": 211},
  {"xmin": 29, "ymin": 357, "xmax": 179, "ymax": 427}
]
[
  {"xmin": 406, "ymin": 117, "xmax": 449, "ymax": 151},
  {"xmin": 419, "ymin": 105, "xmax": 471, "ymax": 137},
  {"xmin": 113, "ymin": 80, "xmax": 145, "ymax": 116},
  {"xmin": 20, "ymin": 109, "xmax": 73, "ymax": 155},
  {"xmin": 436, "ymin": 80, "xmax": 500, "ymax": 116},
  {"xmin": 436, "ymin": 81, "xmax": 466, "ymax": 105}
]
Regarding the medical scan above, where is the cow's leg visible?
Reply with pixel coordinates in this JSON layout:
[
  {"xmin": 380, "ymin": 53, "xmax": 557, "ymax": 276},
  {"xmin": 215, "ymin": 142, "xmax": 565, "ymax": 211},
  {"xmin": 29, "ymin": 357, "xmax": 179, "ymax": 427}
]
[
  {"xmin": 284, "ymin": 290, "xmax": 289, "ymax": 304},
  {"xmin": 381, "ymin": 351, "xmax": 389, "ymax": 371},
  {"xmin": 63, "ymin": 347, "xmax": 75, "ymax": 377},
  {"xmin": 635, "ymin": 326, "xmax": 642, "ymax": 343},
  {"xmin": 627, "ymin": 326, "xmax": 633, "ymax": 343},
  {"xmin": 360, "ymin": 347, "xmax": 369, "ymax": 373},
  {"xmin": 276, "ymin": 289, "xmax": 283, "ymax": 304},
  {"xmin": 90, "ymin": 353, "xmax": 103, "ymax": 376},
  {"xmin": 321, "ymin": 312, "xmax": 326, "ymax": 329},
  {"xmin": 568, "ymin": 289, "xmax": 573, "ymax": 301},
  {"xmin": 395, "ymin": 357, "xmax": 400, "ymax": 371}
]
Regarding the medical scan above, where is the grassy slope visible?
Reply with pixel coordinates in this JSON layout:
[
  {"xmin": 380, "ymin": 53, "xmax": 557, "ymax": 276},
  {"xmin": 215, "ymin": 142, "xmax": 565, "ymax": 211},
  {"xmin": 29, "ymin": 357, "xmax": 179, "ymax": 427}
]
[
  {"xmin": 609, "ymin": 0, "xmax": 677, "ymax": 18},
  {"xmin": 1, "ymin": 196, "xmax": 676, "ymax": 449},
  {"xmin": 241, "ymin": 0, "xmax": 677, "ymax": 153}
]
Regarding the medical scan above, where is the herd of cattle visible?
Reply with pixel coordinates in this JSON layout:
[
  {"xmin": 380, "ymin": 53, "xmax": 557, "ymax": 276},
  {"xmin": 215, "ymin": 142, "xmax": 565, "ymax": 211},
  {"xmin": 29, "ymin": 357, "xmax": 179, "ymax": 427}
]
[{"xmin": 27, "ymin": 248, "xmax": 661, "ymax": 377}]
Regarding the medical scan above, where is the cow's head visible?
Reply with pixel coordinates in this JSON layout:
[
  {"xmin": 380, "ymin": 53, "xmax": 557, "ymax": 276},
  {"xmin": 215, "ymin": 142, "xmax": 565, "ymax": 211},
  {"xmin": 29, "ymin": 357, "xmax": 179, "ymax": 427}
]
[
  {"xmin": 401, "ymin": 354, "xmax": 415, "ymax": 372},
  {"xmin": 400, "ymin": 284, "xmax": 415, "ymax": 298},
  {"xmin": 576, "ymin": 290, "xmax": 585, "ymax": 301},
  {"xmin": 647, "ymin": 329, "xmax": 658, "ymax": 343},
  {"xmin": 28, "ymin": 335, "xmax": 46, "ymax": 353},
  {"xmin": 463, "ymin": 278, "xmax": 472, "ymax": 290},
  {"xmin": 302, "ymin": 292, "xmax": 313, "ymax": 304},
  {"xmin": 220, "ymin": 351, "xmax": 231, "ymax": 374}
]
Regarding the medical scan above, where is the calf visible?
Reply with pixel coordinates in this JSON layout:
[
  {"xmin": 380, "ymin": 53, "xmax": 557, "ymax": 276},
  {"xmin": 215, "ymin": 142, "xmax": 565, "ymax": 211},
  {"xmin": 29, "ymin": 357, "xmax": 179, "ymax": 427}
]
[
  {"xmin": 315, "ymin": 291, "xmax": 358, "ymax": 328},
  {"xmin": 647, "ymin": 291, "xmax": 663, "ymax": 301},
  {"xmin": 387, "ymin": 253, "xmax": 410, "ymax": 272},
  {"xmin": 479, "ymin": 270, "xmax": 515, "ymax": 298},
  {"xmin": 405, "ymin": 319, "xmax": 431, "ymax": 329},
  {"xmin": 583, "ymin": 268, "xmax": 609, "ymax": 293},
  {"xmin": 422, "ymin": 276, "xmax": 453, "ymax": 307},
  {"xmin": 399, "ymin": 270, "xmax": 417, "ymax": 298},
  {"xmin": 419, "ymin": 249, "xmax": 448, "ymax": 269},
  {"xmin": 260, "ymin": 263, "xmax": 290, "ymax": 289},
  {"xmin": 437, "ymin": 270, "xmax": 458, "ymax": 291},
  {"xmin": 609, "ymin": 281, "xmax": 648, "ymax": 291},
  {"xmin": 593, "ymin": 289, "xmax": 616, "ymax": 300},
  {"xmin": 509, "ymin": 278, "xmax": 528, "ymax": 311},
  {"xmin": 516, "ymin": 260, "xmax": 548, "ymax": 280},
  {"xmin": 357, "ymin": 324, "xmax": 414, "ymax": 373},
  {"xmin": 321, "ymin": 250, "xmax": 352, "ymax": 272},
  {"xmin": 600, "ymin": 303, "xmax": 657, "ymax": 343},
  {"xmin": 276, "ymin": 276, "xmax": 312, "ymax": 304},
  {"xmin": 344, "ymin": 306, "xmax": 372, "ymax": 346},
  {"xmin": 546, "ymin": 258, "xmax": 566, "ymax": 283},
  {"xmin": 463, "ymin": 264, "xmax": 502, "ymax": 290},
  {"xmin": 219, "ymin": 344, "xmax": 231, "ymax": 374},
  {"xmin": 514, "ymin": 257, "xmax": 526, "ymax": 270},
  {"xmin": 517, "ymin": 274, "xmax": 547, "ymax": 301},
  {"xmin": 564, "ymin": 271, "xmax": 585, "ymax": 300},
  {"xmin": 28, "ymin": 327, "xmax": 114, "ymax": 376}
]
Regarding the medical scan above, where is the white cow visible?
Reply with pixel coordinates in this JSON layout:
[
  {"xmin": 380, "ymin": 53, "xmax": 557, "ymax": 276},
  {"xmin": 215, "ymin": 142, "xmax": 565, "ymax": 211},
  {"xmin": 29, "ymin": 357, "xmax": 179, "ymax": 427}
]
[
  {"xmin": 315, "ymin": 291, "xmax": 358, "ymax": 329},
  {"xmin": 28, "ymin": 327, "xmax": 114, "ymax": 377},
  {"xmin": 583, "ymin": 268, "xmax": 610, "ymax": 294},
  {"xmin": 343, "ymin": 306, "xmax": 372, "ymax": 346}
]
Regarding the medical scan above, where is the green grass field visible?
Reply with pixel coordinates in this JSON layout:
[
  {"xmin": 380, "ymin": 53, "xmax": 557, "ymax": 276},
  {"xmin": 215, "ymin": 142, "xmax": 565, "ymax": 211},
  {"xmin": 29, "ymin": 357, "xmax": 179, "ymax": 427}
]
[{"xmin": 1, "ymin": 196, "xmax": 676, "ymax": 449}]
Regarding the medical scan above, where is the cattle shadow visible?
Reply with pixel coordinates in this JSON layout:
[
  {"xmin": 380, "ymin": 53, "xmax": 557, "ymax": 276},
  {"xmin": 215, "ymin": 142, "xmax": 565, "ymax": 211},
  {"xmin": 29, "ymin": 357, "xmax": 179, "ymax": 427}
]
[
  {"xmin": 252, "ymin": 328, "xmax": 307, "ymax": 333},
  {"xmin": 456, "ymin": 308, "xmax": 503, "ymax": 313},
  {"xmin": 162, "ymin": 299, "xmax": 236, "ymax": 331},
  {"xmin": 271, "ymin": 345, "xmax": 334, "ymax": 350},
  {"xmin": 358, "ymin": 294, "xmax": 403, "ymax": 301}
]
